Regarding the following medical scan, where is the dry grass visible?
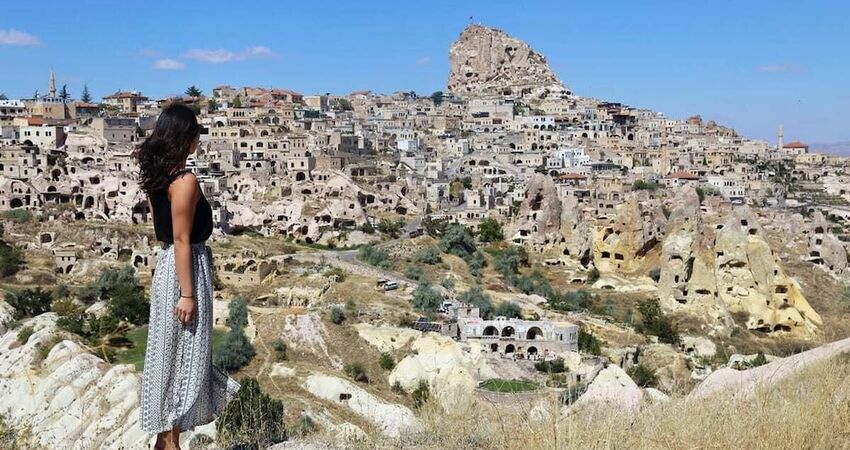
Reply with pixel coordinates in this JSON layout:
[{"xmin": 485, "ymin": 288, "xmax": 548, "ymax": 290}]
[{"xmin": 304, "ymin": 356, "xmax": 850, "ymax": 450}]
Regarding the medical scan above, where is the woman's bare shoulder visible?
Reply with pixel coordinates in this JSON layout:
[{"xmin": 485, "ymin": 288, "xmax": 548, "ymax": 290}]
[{"xmin": 169, "ymin": 171, "xmax": 199, "ymax": 200}]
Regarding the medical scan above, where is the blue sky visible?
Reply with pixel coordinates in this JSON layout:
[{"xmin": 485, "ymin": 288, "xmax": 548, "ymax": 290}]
[{"xmin": 1, "ymin": 0, "xmax": 849, "ymax": 144}]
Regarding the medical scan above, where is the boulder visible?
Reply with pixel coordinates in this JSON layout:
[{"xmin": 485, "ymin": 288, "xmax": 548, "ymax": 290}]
[{"xmin": 564, "ymin": 365, "xmax": 643, "ymax": 414}]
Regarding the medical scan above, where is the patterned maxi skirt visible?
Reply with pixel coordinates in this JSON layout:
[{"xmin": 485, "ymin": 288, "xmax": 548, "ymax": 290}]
[{"xmin": 140, "ymin": 243, "xmax": 240, "ymax": 434}]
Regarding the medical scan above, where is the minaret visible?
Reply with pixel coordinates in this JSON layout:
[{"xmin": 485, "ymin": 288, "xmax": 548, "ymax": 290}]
[
  {"xmin": 660, "ymin": 124, "xmax": 670, "ymax": 176},
  {"xmin": 49, "ymin": 70, "xmax": 56, "ymax": 98},
  {"xmin": 777, "ymin": 124, "xmax": 784, "ymax": 150}
]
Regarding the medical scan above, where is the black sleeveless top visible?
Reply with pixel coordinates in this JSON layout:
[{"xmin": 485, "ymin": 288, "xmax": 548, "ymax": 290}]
[{"xmin": 150, "ymin": 169, "xmax": 214, "ymax": 244}]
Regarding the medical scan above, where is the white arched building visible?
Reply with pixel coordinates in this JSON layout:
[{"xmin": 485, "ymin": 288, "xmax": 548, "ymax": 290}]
[{"xmin": 442, "ymin": 302, "xmax": 578, "ymax": 360}]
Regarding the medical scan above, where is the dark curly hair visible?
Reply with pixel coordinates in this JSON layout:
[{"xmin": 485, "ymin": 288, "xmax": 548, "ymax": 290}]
[{"xmin": 134, "ymin": 102, "xmax": 201, "ymax": 193}]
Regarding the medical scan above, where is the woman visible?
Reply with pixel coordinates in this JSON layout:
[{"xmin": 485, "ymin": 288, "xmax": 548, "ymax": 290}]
[{"xmin": 135, "ymin": 103, "xmax": 239, "ymax": 450}]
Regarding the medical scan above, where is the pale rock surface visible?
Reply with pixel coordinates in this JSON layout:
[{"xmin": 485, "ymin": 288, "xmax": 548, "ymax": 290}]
[
  {"xmin": 564, "ymin": 365, "xmax": 643, "ymax": 414},
  {"xmin": 282, "ymin": 313, "xmax": 342, "ymax": 369},
  {"xmin": 353, "ymin": 323, "xmax": 422, "ymax": 353},
  {"xmin": 690, "ymin": 337, "xmax": 850, "ymax": 400},
  {"xmin": 389, "ymin": 333, "xmax": 497, "ymax": 414},
  {"xmin": 447, "ymin": 25, "xmax": 568, "ymax": 99},
  {"xmin": 301, "ymin": 373, "xmax": 420, "ymax": 437},
  {"xmin": 270, "ymin": 363, "xmax": 296, "ymax": 378},
  {"xmin": 0, "ymin": 313, "xmax": 214, "ymax": 449}
]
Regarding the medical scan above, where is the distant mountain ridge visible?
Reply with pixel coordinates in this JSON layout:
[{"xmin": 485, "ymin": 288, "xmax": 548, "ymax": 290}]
[{"xmin": 810, "ymin": 142, "xmax": 850, "ymax": 156}]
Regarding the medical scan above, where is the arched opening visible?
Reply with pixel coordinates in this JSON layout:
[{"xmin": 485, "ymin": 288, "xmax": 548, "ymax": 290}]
[
  {"xmin": 526, "ymin": 327, "xmax": 543, "ymax": 340},
  {"xmin": 527, "ymin": 346, "xmax": 539, "ymax": 357},
  {"xmin": 502, "ymin": 326, "xmax": 515, "ymax": 338},
  {"xmin": 505, "ymin": 344, "xmax": 515, "ymax": 354},
  {"xmin": 489, "ymin": 343, "xmax": 499, "ymax": 352},
  {"xmin": 295, "ymin": 172, "xmax": 306, "ymax": 182},
  {"xmin": 10, "ymin": 198, "xmax": 23, "ymax": 208},
  {"xmin": 483, "ymin": 326, "xmax": 499, "ymax": 336}
]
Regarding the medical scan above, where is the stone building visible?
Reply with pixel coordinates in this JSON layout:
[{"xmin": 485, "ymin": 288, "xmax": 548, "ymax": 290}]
[{"xmin": 442, "ymin": 302, "xmax": 578, "ymax": 360}]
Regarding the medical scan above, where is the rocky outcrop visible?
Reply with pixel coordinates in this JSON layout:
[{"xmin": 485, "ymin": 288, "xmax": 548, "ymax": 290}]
[
  {"xmin": 808, "ymin": 211, "xmax": 849, "ymax": 275},
  {"xmin": 447, "ymin": 25, "xmax": 568, "ymax": 99},
  {"xmin": 563, "ymin": 365, "xmax": 644, "ymax": 414},
  {"xmin": 690, "ymin": 336, "xmax": 850, "ymax": 400},
  {"xmin": 656, "ymin": 187, "xmax": 821, "ymax": 336},
  {"xmin": 301, "ymin": 374, "xmax": 420, "ymax": 437},
  {"xmin": 388, "ymin": 333, "xmax": 497, "ymax": 415},
  {"xmin": 0, "ymin": 312, "xmax": 212, "ymax": 449}
]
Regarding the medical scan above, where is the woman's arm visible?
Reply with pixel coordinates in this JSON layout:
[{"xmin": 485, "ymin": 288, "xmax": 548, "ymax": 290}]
[{"xmin": 170, "ymin": 172, "xmax": 200, "ymax": 324}]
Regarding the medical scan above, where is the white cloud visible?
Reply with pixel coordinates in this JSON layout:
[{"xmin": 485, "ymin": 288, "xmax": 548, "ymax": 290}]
[
  {"xmin": 184, "ymin": 46, "xmax": 274, "ymax": 63},
  {"xmin": 154, "ymin": 59, "xmax": 185, "ymax": 70},
  {"xmin": 416, "ymin": 56, "xmax": 431, "ymax": 65},
  {"xmin": 0, "ymin": 29, "xmax": 42, "ymax": 46}
]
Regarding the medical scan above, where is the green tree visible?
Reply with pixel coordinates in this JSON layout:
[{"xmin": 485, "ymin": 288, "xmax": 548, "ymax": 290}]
[
  {"xmin": 185, "ymin": 85, "xmax": 202, "ymax": 98},
  {"xmin": 494, "ymin": 301, "xmax": 522, "ymax": 319},
  {"xmin": 411, "ymin": 282, "xmax": 442, "ymax": 312},
  {"xmin": 430, "ymin": 91, "xmax": 444, "ymax": 106},
  {"xmin": 477, "ymin": 218, "xmax": 504, "ymax": 242},
  {"xmin": 458, "ymin": 287, "xmax": 494, "ymax": 319},
  {"xmin": 7, "ymin": 287, "xmax": 52, "ymax": 319},
  {"xmin": 415, "ymin": 246, "xmax": 442, "ymax": 265},
  {"xmin": 627, "ymin": 364, "xmax": 658, "ymax": 387},
  {"xmin": 438, "ymin": 224, "xmax": 477, "ymax": 259},
  {"xmin": 636, "ymin": 298, "xmax": 681, "ymax": 345},
  {"xmin": 207, "ymin": 97, "xmax": 219, "ymax": 112},
  {"xmin": 59, "ymin": 84, "xmax": 69, "ymax": 100},
  {"xmin": 357, "ymin": 244, "xmax": 391, "ymax": 269},
  {"xmin": 0, "ymin": 240, "xmax": 23, "ymax": 277},
  {"xmin": 214, "ymin": 298, "xmax": 255, "ymax": 371},
  {"xmin": 217, "ymin": 378, "xmax": 287, "ymax": 449},
  {"xmin": 232, "ymin": 95, "xmax": 242, "ymax": 108},
  {"xmin": 377, "ymin": 218, "xmax": 404, "ymax": 238},
  {"xmin": 578, "ymin": 327, "xmax": 602, "ymax": 355},
  {"xmin": 330, "ymin": 306, "xmax": 346, "ymax": 324},
  {"xmin": 80, "ymin": 84, "xmax": 92, "ymax": 103}
]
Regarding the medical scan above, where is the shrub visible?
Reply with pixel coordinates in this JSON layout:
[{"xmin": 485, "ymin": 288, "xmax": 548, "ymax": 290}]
[
  {"xmin": 649, "ymin": 268, "xmax": 662, "ymax": 282},
  {"xmin": 411, "ymin": 380, "xmax": 430, "ymax": 409},
  {"xmin": 458, "ymin": 287, "xmax": 493, "ymax": 319},
  {"xmin": 377, "ymin": 218, "xmax": 404, "ymax": 238},
  {"xmin": 466, "ymin": 250, "xmax": 487, "ymax": 278},
  {"xmin": 392, "ymin": 381, "xmax": 405, "ymax": 395},
  {"xmin": 379, "ymin": 352, "xmax": 395, "ymax": 371},
  {"xmin": 108, "ymin": 281, "xmax": 149, "ymax": 326},
  {"xmin": 7, "ymin": 287, "xmax": 52, "ymax": 319},
  {"xmin": 477, "ymin": 218, "xmax": 504, "ymax": 242},
  {"xmin": 404, "ymin": 264, "xmax": 427, "ymax": 282},
  {"xmin": 330, "ymin": 306, "xmax": 346, "ymax": 325},
  {"xmin": 215, "ymin": 327, "xmax": 256, "ymax": 372},
  {"xmin": 358, "ymin": 244, "xmax": 391, "ymax": 269},
  {"xmin": 272, "ymin": 338, "xmax": 287, "ymax": 361},
  {"xmin": 627, "ymin": 364, "xmax": 658, "ymax": 387},
  {"xmin": 411, "ymin": 282, "xmax": 442, "ymax": 312},
  {"xmin": 440, "ymin": 277, "xmax": 455, "ymax": 290},
  {"xmin": 534, "ymin": 358, "xmax": 566, "ymax": 374},
  {"xmin": 322, "ymin": 266, "xmax": 346, "ymax": 282},
  {"xmin": 636, "ymin": 298, "xmax": 681, "ymax": 345},
  {"xmin": 217, "ymin": 378, "xmax": 286, "ymax": 449},
  {"xmin": 491, "ymin": 246, "xmax": 528, "ymax": 282},
  {"xmin": 494, "ymin": 301, "xmax": 522, "ymax": 319},
  {"xmin": 344, "ymin": 362, "xmax": 369, "ymax": 383},
  {"xmin": 438, "ymin": 224, "xmax": 477, "ymax": 259},
  {"xmin": 16, "ymin": 326, "xmax": 34, "ymax": 345},
  {"xmin": 358, "ymin": 222, "xmax": 375, "ymax": 234},
  {"xmin": 415, "ymin": 246, "xmax": 442, "ymax": 265},
  {"xmin": 228, "ymin": 298, "xmax": 249, "ymax": 329},
  {"xmin": 290, "ymin": 414, "xmax": 317, "ymax": 439},
  {"xmin": 586, "ymin": 268, "xmax": 600, "ymax": 284},
  {"xmin": 1, "ymin": 209, "xmax": 32, "ymax": 223},
  {"xmin": 0, "ymin": 241, "xmax": 23, "ymax": 277},
  {"xmin": 578, "ymin": 327, "xmax": 602, "ymax": 355},
  {"xmin": 632, "ymin": 180, "xmax": 661, "ymax": 191}
]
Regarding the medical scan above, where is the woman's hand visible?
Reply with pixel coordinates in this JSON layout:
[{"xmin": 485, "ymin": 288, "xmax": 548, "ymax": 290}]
[{"xmin": 175, "ymin": 296, "xmax": 195, "ymax": 324}]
